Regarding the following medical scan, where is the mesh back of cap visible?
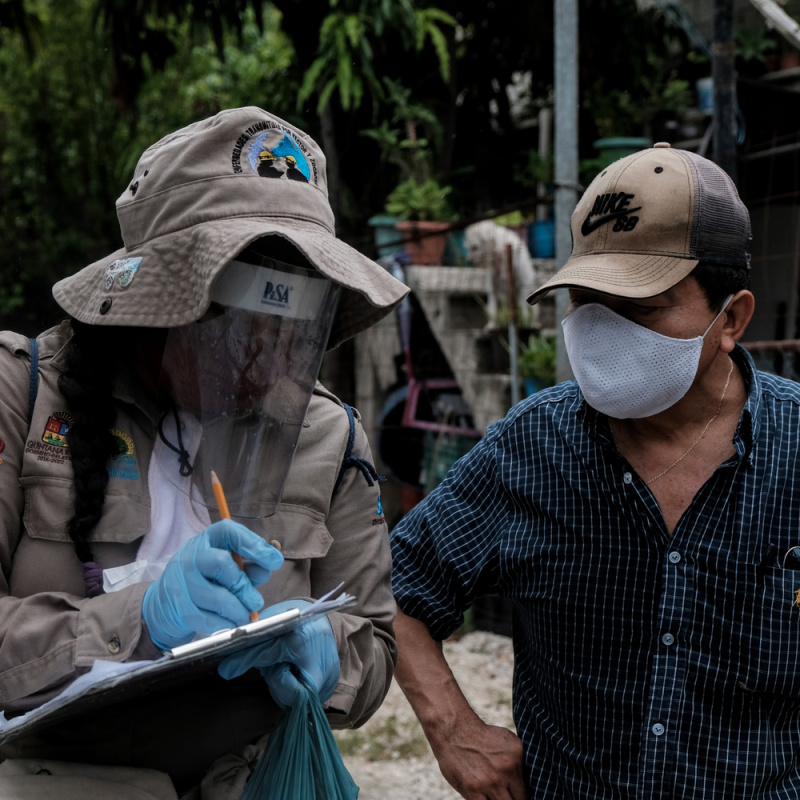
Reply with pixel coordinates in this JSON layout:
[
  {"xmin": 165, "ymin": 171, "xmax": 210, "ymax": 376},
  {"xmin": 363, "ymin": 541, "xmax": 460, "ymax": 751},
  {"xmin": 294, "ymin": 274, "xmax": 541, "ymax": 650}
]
[{"xmin": 682, "ymin": 150, "xmax": 750, "ymax": 270}]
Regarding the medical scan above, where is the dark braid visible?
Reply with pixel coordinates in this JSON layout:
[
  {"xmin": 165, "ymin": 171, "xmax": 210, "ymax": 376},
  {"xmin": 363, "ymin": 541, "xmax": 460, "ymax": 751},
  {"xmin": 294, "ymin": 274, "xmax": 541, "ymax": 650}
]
[{"xmin": 58, "ymin": 319, "xmax": 123, "ymax": 594}]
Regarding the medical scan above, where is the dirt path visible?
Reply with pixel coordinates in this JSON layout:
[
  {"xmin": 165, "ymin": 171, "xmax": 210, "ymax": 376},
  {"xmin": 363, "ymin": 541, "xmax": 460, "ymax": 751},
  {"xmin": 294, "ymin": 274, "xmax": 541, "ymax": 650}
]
[{"xmin": 335, "ymin": 631, "xmax": 515, "ymax": 800}]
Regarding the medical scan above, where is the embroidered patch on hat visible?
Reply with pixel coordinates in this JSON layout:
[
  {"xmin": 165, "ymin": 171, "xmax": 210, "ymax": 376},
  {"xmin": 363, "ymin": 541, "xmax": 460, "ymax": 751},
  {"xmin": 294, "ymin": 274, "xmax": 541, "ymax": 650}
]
[
  {"xmin": 42, "ymin": 412, "xmax": 74, "ymax": 448},
  {"xmin": 231, "ymin": 122, "xmax": 318, "ymax": 185},
  {"xmin": 105, "ymin": 257, "xmax": 142, "ymax": 290}
]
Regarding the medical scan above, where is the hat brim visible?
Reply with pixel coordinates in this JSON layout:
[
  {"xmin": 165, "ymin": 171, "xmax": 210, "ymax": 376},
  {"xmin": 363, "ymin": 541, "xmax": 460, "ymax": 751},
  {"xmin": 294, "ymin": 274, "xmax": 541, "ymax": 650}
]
[
  {"xmin": 53, "ymin": 216, "xmax": 409, "ymax": 348},
  {"xmin": 526, "ymin": 251, "xmax": 699, "ymax": 305}
]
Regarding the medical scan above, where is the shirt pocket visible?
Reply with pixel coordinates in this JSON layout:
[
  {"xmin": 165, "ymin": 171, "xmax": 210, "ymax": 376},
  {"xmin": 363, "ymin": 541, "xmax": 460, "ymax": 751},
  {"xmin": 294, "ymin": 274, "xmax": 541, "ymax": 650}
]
[
  {"xmin": 738, "ymin": 568, "xmax": 800, "ymax": 696},
  {"xmin": 246, "ymin": 503, "xmax": 332, "ymax": 560},
  {"xmin": 21, "ymin": 475, "xmax": 150, "ymax": 544}
]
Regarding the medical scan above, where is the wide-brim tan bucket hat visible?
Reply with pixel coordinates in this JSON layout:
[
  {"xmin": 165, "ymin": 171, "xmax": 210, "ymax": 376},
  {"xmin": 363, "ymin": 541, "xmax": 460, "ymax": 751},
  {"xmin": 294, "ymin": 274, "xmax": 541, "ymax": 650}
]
[
  {"xmin": 53, "ymin": 106, "xmax": 409, "ymax": 348},
  {"xmin": 527, "ymin": 143, "xmax": 751, "ymax": 305}
]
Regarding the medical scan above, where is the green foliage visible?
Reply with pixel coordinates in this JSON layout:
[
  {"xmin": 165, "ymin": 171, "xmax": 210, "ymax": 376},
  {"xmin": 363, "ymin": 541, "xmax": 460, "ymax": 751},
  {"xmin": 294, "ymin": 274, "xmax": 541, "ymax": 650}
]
[
  {"xmin": 0, "ymin": 1, "xmax": 298, "ymax": 330},
  {"xmin": 492, "ymin": 210, "xmax": 525, "ymax": 227},
  {"xmin": 93, "ymin": 0, "xmax": 270, "ymax": 110},
  {"xmin": 413, "ymin": 7, "xmax": 456, "ymax": 82},
  {"xmin": 385, "ymin": 177, "xmax": 455, "ymax": 222},
  {"xmin": 361, "ymin": 77, "xmax": 442, "ymax": 183},
  {"xmin": 581, "ymin": 3, "xmax": 694, "ymax": 140},
  {"xmin": 518, "ymin": 334, "xmax": 556, "ymax": 383},
  {"xmin": 735, "ymin": 25, "xmax": 777, "ymax": 65},
  {"xmin": 589, "ymin": 65, "xmax": 691, "ymax": 139},
  {"xmin": 491, "ymin": 300, "xmax": 536, "ymax": 330},
  {"xmin": 0, "ymin": 0, "xmax": 123, "ymax": 328},
  {"xmin": 514, "ymin": 150, "xmax": 555, "ymax": 191},
  {"xmin": 131, "ymin": 4, "xmax": 296, "ymax": 157},
  {"xmin": 297, "ymin": 0, "xmax": 454, "ymax": 115},
  {"xmin": 299, "ymin": 8, "xmax": 377, "ymax": 113}
]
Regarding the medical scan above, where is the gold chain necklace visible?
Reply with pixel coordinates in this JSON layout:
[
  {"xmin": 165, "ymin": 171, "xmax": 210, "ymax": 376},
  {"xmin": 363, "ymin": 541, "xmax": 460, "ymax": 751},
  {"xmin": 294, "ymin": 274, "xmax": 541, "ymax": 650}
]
[{"xmin": 609, "ymin": 358, "xmax": 735, "ymax": 486}]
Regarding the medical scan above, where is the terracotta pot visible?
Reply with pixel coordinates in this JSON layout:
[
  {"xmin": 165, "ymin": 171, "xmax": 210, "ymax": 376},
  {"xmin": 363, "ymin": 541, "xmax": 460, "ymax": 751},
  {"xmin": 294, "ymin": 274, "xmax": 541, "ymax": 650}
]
[{"xmin": 395, "ymin": 220, "xmax": 451, "ymax": 265}]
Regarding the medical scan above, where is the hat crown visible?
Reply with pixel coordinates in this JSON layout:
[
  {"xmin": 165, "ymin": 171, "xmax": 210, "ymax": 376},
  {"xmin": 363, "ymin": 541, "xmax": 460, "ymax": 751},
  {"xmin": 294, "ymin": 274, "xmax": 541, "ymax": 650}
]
[
  {"xmin": 52, "ymin": 106, "xmax": 409, "ymax": 344},
  {"xmin": 117, "ymin": 107, "xmax": 334, "ymax": 249},
  {"xmin": 572, "ymin": 146, "xmax": 750, "ymax": 270},
  {"xmin": 526, "ymin": 146, "xmax": 751, "ymax": 305}
]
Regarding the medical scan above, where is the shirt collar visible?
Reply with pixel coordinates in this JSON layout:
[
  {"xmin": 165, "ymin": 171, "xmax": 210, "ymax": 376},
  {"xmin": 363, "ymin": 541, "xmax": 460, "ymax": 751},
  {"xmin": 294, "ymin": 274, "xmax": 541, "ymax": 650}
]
[{"xmin": 731, "ymin": 342, "xmax": 758, "ymax": 462}]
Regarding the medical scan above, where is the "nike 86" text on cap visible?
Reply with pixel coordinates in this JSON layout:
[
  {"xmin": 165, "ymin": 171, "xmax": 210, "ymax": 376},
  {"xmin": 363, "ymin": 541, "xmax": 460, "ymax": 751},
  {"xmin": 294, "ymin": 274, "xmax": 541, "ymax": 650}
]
[{"xmin": 527, "ymin": 142, "xmax": 751, "ymax": 305}]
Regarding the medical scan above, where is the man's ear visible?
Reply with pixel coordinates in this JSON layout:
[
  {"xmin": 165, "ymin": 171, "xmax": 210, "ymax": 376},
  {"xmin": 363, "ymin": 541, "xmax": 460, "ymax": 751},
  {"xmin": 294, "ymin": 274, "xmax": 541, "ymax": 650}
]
[{"xmin": 721, "ymin": 290, "xmax": 755, "ymax": 352}]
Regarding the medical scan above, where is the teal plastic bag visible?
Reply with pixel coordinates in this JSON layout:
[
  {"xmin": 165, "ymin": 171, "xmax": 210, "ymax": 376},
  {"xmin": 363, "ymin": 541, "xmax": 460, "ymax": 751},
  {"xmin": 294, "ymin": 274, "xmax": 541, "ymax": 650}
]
[{"xmin": 241, "ymin": 673, "xmax": 359, "ymax": 800}]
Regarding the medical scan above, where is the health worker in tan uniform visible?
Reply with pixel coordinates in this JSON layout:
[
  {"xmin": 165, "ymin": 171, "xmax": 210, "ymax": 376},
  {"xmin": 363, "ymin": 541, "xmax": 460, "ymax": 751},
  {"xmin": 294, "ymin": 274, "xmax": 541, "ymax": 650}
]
[{"xmin": 0, "ymin": 106, "xmax": 408, "ymax": 799}]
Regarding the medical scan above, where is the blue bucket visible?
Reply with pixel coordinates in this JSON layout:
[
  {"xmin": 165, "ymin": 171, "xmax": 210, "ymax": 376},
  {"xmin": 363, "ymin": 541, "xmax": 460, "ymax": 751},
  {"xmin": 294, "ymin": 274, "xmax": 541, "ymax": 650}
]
[{"xmin": 528, "ymin": 219, "xmax": 555, "ymax": 259}]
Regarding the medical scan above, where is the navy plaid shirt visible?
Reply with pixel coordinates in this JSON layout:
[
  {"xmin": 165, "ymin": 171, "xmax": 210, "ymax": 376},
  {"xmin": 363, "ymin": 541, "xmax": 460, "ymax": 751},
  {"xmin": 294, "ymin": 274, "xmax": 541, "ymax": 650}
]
[{"xmin": 391, "ymin": 345, "xmax": 800, "ymax": 798}]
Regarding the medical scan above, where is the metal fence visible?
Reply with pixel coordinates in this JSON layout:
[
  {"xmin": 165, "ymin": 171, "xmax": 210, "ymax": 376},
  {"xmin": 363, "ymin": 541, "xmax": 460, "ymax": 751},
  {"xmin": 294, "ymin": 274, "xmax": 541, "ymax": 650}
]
[{"xmin": 743, "ymin": 339, "xmax": 800, "ymax": 382}]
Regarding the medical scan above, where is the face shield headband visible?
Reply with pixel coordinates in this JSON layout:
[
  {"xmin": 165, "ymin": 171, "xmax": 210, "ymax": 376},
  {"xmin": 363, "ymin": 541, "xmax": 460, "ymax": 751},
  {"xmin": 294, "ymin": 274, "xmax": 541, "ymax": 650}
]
[{"xmin": 158, "ymin": 255, "xmax": 340, "ymax": 518}]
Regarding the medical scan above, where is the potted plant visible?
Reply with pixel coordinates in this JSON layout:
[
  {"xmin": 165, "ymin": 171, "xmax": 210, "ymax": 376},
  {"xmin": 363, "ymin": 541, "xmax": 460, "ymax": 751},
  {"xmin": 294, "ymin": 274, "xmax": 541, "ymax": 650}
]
[
  {"xmin": 384, "ymin": 177, "xmax": 453, "ymax": 264},
  {"xmin": 518, "ymin": 334, "xmax": 556, "ymax": 395},
  {"xmin": 363, "ymin": 78, "xmax": 455, "ymax": 264}
]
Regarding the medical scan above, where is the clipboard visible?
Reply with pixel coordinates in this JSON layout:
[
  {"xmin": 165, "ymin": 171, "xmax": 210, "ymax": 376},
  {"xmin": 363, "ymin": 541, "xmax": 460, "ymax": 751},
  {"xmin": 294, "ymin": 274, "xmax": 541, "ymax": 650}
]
[{"xmin": 0, "ymin": 589, "xmax": 356, "ymax": 744}]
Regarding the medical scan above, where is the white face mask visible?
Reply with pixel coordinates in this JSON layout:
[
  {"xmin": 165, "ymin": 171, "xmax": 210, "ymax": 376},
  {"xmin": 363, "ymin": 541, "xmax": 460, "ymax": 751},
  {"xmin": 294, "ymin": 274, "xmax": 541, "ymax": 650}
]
[{"xmin": 561, "ymin": 296, "xmax": 733, "ymax": 419}]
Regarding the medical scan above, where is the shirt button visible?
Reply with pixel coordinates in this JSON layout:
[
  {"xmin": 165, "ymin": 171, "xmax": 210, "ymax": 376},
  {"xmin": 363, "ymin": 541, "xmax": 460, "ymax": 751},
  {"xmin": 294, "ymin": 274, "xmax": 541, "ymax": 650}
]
[
  {"xmin": 651, "ymin": 723, "xmax": 665, "ymax": 736},
  {"xmin": 270, "ymin": 539, "xmax": 282, "ymax": 551},
  {"xmin": 661, "ymin": 633, "xmax": 675, "ymax": 646},
  {"xmin": 623, "ymin": 472, "xmax": 633, "ymax": 484},
  {"xmin": 668, "ymin": 551, "xmax": 681, "ymax": 564},
  {"xmin": 107, "ymin": 634, "xmax": 121, "ymax": 655}
]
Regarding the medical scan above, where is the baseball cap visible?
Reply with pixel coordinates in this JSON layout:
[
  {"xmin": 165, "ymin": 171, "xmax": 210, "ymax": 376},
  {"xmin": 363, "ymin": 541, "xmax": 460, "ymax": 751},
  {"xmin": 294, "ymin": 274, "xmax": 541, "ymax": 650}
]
[
  {"xmin": 52, "ymin": 107, "xmax": 409, "ymax": 348},
  {"xmin": 527, "ymin": 143, "xmax": 751, "ymax": 305}
]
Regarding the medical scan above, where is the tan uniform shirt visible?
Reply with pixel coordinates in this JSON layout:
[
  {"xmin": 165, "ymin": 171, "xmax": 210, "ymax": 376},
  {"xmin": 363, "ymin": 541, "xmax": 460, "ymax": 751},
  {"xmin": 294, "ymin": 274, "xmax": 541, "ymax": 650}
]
[{"xmin": 0, "ymin": 323, "xmax": 396, "ymax": 792}]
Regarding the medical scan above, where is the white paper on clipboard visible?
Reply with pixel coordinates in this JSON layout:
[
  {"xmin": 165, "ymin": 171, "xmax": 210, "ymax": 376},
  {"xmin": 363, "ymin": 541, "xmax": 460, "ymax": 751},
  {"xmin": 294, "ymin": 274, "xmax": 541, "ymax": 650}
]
[{"xmin": 0, "ymin": 588, "xmax": 356, "ymax": 744}]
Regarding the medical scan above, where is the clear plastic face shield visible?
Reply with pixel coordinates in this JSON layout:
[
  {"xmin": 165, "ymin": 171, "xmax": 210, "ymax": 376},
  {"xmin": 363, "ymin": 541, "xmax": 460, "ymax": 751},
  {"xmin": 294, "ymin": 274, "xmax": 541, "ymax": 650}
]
[{"xmin": 158, "ymin": 252, "xmax": 340, "ymax": 518}]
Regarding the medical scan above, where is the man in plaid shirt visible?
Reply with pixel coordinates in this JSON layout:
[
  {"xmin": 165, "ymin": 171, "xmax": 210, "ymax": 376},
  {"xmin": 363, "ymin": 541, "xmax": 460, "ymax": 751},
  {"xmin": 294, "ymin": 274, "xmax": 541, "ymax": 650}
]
[{"xmin": 391, "ymin": 145, "xmax": 800, "ymax": 799}]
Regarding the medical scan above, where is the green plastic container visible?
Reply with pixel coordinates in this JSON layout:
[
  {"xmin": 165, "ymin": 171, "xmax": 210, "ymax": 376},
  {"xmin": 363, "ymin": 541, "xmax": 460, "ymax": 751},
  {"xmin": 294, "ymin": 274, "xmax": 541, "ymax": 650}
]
[
  {"xmin": 593, "ymin": 137, "xmax": 652, "ymax": 167},
  {"xmin": 368, "ymin": 215, "xmax": 404, "ymax": 258}
]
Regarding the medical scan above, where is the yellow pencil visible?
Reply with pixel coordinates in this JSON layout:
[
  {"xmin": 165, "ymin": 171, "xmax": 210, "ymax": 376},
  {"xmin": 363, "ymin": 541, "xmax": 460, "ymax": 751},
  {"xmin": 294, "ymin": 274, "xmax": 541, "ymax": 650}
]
[{"xmin": 211, "ymin": 470, "xmax": 259, "ymax": 622}]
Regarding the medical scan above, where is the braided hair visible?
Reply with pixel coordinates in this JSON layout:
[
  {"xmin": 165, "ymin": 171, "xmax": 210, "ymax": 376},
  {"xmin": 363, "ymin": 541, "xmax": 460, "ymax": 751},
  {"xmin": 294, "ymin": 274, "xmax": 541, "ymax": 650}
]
[{"xmin": 57, "ymin": 319, "xmax": 124, "ymax": 596}]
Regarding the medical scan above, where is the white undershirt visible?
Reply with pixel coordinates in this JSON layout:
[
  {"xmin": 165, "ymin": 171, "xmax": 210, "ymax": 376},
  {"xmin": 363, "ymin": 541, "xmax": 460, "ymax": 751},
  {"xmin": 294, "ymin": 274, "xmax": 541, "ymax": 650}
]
[{"xmin": 103, "ymin": 412, "xmax": 210, "ymax": 593}]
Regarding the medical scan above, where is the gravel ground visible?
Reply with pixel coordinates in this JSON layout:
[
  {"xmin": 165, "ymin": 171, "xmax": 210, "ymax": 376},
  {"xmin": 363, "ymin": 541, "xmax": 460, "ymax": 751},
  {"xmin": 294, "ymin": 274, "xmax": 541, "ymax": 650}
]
[{"xmin": 334, "ymin": 631, "xmax": 516, "ymax": 800}]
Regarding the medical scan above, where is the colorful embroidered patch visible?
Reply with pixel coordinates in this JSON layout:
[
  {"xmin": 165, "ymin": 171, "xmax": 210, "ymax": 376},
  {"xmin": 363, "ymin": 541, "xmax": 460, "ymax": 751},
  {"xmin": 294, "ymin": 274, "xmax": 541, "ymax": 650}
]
[
  {"xmin": 0, "ymin": 437, "xmax": 4, "ymax": 465},
  {"xmin": 105, "ymin": 257, "xmax": 142, "ymax": 290},
  {"xmin": 25, "ymin": 412, "xmax": 74, "ymax": 464},
  {"xmin": 107, "ymin": 428, "xmax": 140, "ymax": 480},
  {"xmin": 230, "ymin": 121, "xmax": 318, "ymax": 185},
  {"xmin": 42, "ymin": 412, "xmax": 73, "ymax": 448}
]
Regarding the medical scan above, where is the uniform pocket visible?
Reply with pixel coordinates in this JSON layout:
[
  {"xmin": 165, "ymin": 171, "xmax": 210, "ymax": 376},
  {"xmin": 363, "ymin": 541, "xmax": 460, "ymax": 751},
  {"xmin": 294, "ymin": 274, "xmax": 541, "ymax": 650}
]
[
  {"xmin": 246, "ymin": 504, "xmax": 332, "ymax": 560},
  {"xmin": 21, "ymin": 475, "xmax": 149, "ymax": 545}
]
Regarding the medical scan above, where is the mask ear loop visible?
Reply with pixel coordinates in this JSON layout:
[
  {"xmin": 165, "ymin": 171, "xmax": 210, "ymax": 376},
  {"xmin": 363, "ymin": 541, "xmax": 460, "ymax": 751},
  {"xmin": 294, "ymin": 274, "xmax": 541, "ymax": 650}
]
[{"xmin": 702, "ymin": 294, "xmax": 735, "ymax": 338}]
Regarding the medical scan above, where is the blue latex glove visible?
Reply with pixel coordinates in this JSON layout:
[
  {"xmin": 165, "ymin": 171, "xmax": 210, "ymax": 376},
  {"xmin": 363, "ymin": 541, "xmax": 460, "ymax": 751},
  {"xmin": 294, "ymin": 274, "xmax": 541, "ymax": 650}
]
[
  {"xmin": 143, "ymin": 520, "xmax": 284, "ymax": 651},
  {"xmin": 217, "ymin": 599, "xmax": 340, "ymax": 709}
]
